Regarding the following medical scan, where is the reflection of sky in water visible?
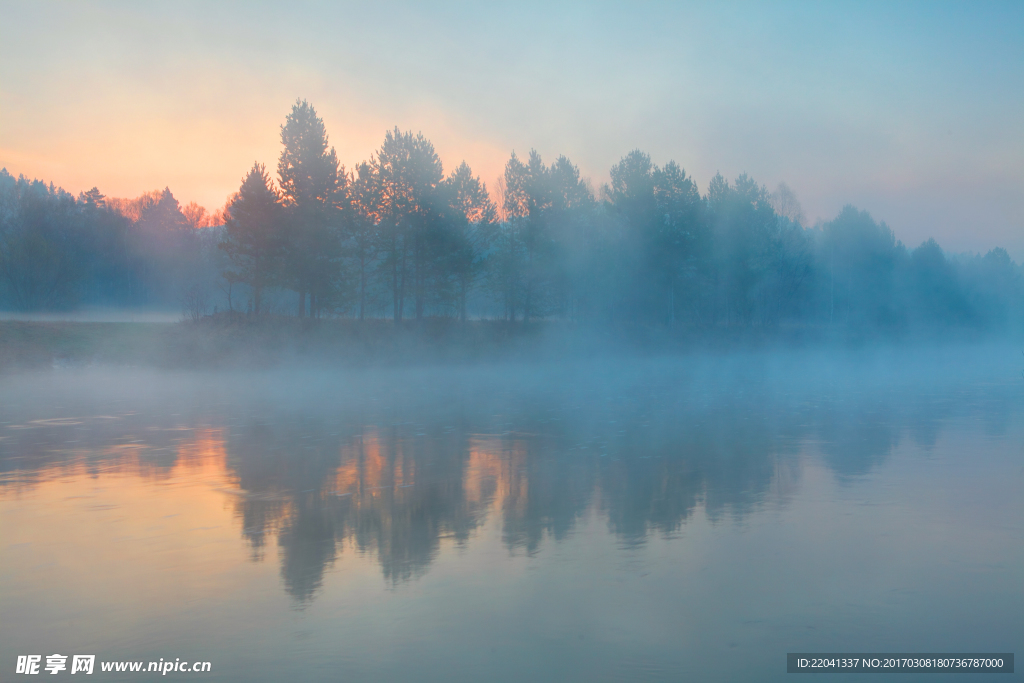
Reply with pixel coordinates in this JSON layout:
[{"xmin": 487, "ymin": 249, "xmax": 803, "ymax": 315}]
[{"xmin": 1, "ymin": 353, "xmax": 1022, "ymax": 682}]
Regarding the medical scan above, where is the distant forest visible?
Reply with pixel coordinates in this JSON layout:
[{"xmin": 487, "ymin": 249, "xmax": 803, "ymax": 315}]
[{"xmin": 1, "ymin": 99, "xmax": 1021, "ymax": 335}]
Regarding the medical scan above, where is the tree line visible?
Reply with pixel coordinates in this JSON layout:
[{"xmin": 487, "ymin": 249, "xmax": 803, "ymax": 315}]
[{"xmin": 1, "ymin": 98, "xmax": 1021, "ymax": 335}]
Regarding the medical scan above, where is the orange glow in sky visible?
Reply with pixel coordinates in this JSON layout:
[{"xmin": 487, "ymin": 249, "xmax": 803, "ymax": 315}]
[
  {"xmin": 2, "ymin": 2, "xmax": 1022, "ymax": 255},
  {"xmin": 1, "ymin": 94, "xmax": 508, "ymax": 215}
]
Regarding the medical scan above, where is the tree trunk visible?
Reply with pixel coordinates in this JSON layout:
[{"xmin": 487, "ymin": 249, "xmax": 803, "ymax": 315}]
[
  {"xmin": 391, "ymin": 237, "xmax": 399, "ymax": 322},
  {"xmin": 830, "ymin": 246, "xmax": 835, "ymax": 325},
  {"xmin": 523, "ymin": 242, "xmax": 533, "ymax": 322},
  {"xmin": 359, "ymin": 252, "xmax": 366, "ymax": 321},
  {"xmin": 460, "ymin": 275, "xmax": 467, "ymax": 324},
  {"xmin": 669, "ymin": 278, "xmax": 674, "ymax": 329},
  {"xmin": 414, "ymin": 232, "xmax": 423, "ymax": 321},
  {"xmin": 397, "ymin": 237, "xmax": 406, "ymax": 322}
]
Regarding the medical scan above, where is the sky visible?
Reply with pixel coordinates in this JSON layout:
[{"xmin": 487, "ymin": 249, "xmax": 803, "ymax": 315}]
[{"xmin": 1, "ymin": 1, "xmax": 1022, "ymax": 257}]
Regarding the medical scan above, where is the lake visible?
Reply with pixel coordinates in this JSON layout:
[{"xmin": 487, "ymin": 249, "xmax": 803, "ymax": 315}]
[{"xmin": 2, "ymin": 346, "xmax": 1022, "ymax": 681}]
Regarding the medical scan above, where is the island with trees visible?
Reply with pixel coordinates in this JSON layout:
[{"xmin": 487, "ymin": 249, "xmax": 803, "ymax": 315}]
[{"xmin": 1, "ymin": 100, "xmax": 1021, "ymax": 368}]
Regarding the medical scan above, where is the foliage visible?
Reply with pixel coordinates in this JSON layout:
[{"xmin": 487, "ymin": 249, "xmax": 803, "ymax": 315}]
[
  {"xmin": 278, "ymin": 99, "xmax": 347, "ymax": 318},
  {"xmin": 2, "ymin": 105, "xmax": 1023, "ymax": 340},
  {"xmin": 219, "ymin": 163, "xmax": 284, "ymax": 315},
  {"xmin": 0, "ymin": 173, "xmax": 83, "ymax": 310}
]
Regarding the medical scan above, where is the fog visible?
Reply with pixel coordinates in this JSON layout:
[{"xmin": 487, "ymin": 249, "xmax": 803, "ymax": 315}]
[
  {"xmin": 2, "ymin": 66, "xmax": 1023, "ymax": 683},
  {"xmin": 2, "ymin": 343, "xmax": 1021, "ymax": 681},
  {"xmin": 3, "ymin": 343, "xmax": 1020, "ymax": 588},
  {"xmin": 3, "ymin": 101, "xmax": 1023, "ymax": 338},
  {"xmin": 0, "ymin": 308, "xmax": 180, "ymax": 323}
]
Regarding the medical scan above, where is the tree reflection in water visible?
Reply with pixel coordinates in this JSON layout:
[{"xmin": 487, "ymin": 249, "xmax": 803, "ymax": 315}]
[{"xmin": 0, "ymin": 352, "xmax": 1013, "ymax": 603}]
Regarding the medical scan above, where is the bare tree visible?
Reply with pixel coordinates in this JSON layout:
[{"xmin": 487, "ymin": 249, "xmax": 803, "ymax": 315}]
[
  {"xmin": 181, "ymin": 284, "xmax": 209, "ymax": 322},
  {"xmin": 770, "ymin": 182, "xmax": 806, "ymax": 226}
]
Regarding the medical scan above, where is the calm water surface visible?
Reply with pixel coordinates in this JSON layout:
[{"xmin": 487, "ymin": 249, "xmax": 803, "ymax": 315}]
[{"xmin": 2, "ymin": 349, "xmax": 1022, "ymax": 681}]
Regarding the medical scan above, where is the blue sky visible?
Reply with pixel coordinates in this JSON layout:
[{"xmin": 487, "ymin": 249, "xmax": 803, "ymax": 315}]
[{"xmin": 1, "ymin": 1, "xmax": 1021, "ymax": 255}]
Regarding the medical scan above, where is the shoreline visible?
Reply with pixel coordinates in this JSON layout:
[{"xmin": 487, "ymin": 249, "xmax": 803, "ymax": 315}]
[{"xmin": 0, "ymin": 316, "xmax": 1016, "ymax": 372}]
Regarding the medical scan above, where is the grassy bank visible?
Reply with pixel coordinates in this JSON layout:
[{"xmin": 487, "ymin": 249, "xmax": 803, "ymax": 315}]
[
  {"xmin": 0, "ymin": 321, "xmax": 170, "ymax": 370},
  {"xmin": 1, "ymin": 314, "xmax": 1008, "ymax": 372},
  {"xmin": 0, "ymin": 316, "xmax": 582, "ymax": 371}
]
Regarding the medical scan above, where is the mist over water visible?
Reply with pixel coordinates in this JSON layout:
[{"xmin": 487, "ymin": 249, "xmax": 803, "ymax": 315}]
[
  {"xmin": 4, "ymin": 5, "xmax": 1023, "ymax": 680},
  {"xmin": 0, "ymin": 308, "xmax": 180, "ymax": 323},
  {"xmin": 2, "ymin": 346, "xmax": 1021, "ymax": 681}
]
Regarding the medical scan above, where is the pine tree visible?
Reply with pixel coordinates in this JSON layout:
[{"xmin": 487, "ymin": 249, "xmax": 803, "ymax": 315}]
[
  {"xmin": 373, "ymin": 128, "xmax": 443, "ymax": 321},
  {"xmin": 440, "ymin": 161, "xmax": 496, "ymax": 322},
  {"xmin": 277, "ymin": 99, "xmax": 347, "ymax": 317},
  {"xmin": 219, "ymin": 163, "xmax": 284, "ymax": 315}
]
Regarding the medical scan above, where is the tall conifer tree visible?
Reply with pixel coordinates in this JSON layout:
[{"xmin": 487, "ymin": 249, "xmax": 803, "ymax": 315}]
[{"xmin": 277, "ymin": 99, "xmax": 347, "ymax": 317}]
